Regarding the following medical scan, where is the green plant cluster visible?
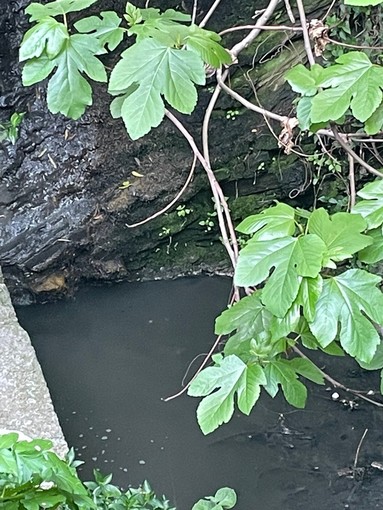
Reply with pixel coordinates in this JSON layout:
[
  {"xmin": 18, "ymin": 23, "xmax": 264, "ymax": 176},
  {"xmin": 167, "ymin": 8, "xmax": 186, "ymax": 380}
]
[
  {"xmin": 188, "ymin": 180, "xmax": 383, "ymax": 434},
  {"xmin": 19, "ymin": 0, "xmax": 230, "ymax": 140},
  {"xmin": 0, "ymin": 433, "xmax": 236, "ymax": 509}
]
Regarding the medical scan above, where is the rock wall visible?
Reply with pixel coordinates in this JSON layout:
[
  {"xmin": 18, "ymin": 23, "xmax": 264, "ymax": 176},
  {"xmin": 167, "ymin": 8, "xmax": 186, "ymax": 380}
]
[{"xmin": 0, "ymin": 0, "xmax": 331, "ymax": 303}]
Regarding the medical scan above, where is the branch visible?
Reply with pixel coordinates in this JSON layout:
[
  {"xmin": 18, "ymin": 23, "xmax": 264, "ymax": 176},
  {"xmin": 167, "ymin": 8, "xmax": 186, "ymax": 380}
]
[
  {"xmin": 199, "ymin": 0, "xmax": 223, "ymax": 28},
  {"xmin": 348, "ymin": 153, "xmax": 356, "ymax": 210},
  {"xmin": 219, "ymin": 24, "xmax": 303, "ymax": 36},
  {"xmin": 125, "ymin": 155, "xmax": 197, "ymax": 228},
  {"xmin": 296, "ymin": 0, "xmax": 315, "ymax": 65}
]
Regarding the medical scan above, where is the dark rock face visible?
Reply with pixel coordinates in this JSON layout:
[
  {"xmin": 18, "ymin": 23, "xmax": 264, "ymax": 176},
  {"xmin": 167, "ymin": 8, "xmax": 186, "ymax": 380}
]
[{"xmin": 0, "ymin": 0, "xmax": 328, "ymax": 303}]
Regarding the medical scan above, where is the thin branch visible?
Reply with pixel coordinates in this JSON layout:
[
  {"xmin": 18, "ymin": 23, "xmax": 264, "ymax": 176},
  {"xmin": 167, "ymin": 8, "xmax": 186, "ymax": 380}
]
[
  {"xmin": 125, "ymin": 155, "xmax": 197, "ymax": 228},
  {"xmin": 199, "ymin": 0, "xmax": 223, "ymax": 28},
  {"xmin": 293, "ymin": 346, "xmax": 383, "ymax": 408},
  {"xmin": 331, "ymin": 125, "xmax": 383, "ymax": 179},
  {"xmin": 348, "ymin": 153, "xmax": 356, "ymax": 210},
  {"xmin": 354, "ymin": 429, "xmax": 368, "ymax": 471},
  {"xmin": 325, "ymin": 36, "xmax": 383, "ymax": 51},
  {"xmin": 219, "ymin": 24, "xmax": 303, "ymax": 36},
  {"xmin": 164, "ymin": 109, "xmax": 237, "ymax": 269},
  {"xmin": 296, "ymin": 0, "xmax": 315, "ymax": 65},
  {"xmin": 216, "ymin": 68, "xmax": 288, "ymax": 122},
  {"xmin": 284, "ymin": 0, "xmax": 295, "ymax": 23},
  {"xmin": 191, "ymin": 0, "xmax": 198, "ymax": 25},
  {"xmin": 231, "ymin": 0, "xmax": 282, "ymax": 57},
  {"xmin": 163, "ymin": 334, "xmax": 223, "ymax": 401},
  {"xmin": 322, "ymin": 0, "xmax": 337, "ymax": 22}
]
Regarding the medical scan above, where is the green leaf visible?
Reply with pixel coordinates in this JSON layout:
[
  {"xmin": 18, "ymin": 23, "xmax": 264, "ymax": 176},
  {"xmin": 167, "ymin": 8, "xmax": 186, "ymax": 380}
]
[
  {"xmin": 296, "ymin": 96, "xmax": 313, "ymax": 131},
  {"xmin": 26, "ymin": 0, "xmax": 98, "ymax": 21},
  {"xmin": 213, "ymin": 488, "xmax": 237, "ymax": 508},
  {"xmin": 109, "ymin": 38, "xmax": 205, "ymax": 139},
  {"xmin": 236, "ymin": 203, "xmax": 296, "ymax": 240},
  {"xmin": 234, "ymin": 234, "xmax": 326, "ymax": 317},
  {"xmin": 188, "ymin": 355, "xmax": 266, "ymax": 434},
  {"xmin": 381, "ymin": 369, "xmax": 383, "ymax": 395},
  {"xmin": 358, "ymin": 339, "xmax": 383, "ymax": 370},
  {"xmin": 345, "ymin": 0, "xmax": 383, "ymax": 5},
  {"xmin": 296, "ymin": 276, "xmax": 323, "ymax": 322},
  {"xmin": 308, "ymin": 208, "xmax": 372, "ymax": 265},
  {"xmin": 269, "ymin": 302, "xmax": 301, "ymax": 341},
  {"xmin": 263, "ymin": 360, "xmax": 307, "ymax": 407},
  {"xmin": 0, "ymin": 433, "xmax": 18, "ymax": 449},
  {"xmin": 365, "ymin": 103, "xmax": 383, "ymax": 135},
  {"xmin": 185, "ymin": 25, "xmax": 231, "ymax": 68},
  {"xmin": 285, "ymin": 64, "xmax": 319, "ymax": 96},
  {"xmin": 19, "ymin": 17, "xmax": 68, "ymax": 61},
  {"xmin": 353, "ymin": 179, "xmax": 383, "ymax": 229},
  {"xmin": 22, "ymin": 53, "xmax": 56, "ymax": 86},
  {"xmin": 309, "ymin": 269, "xmax": 383, "ymax": 363},
  {"xmin": 358, "ymin": 228, "xmax": 383, "ymax": 263},
  {"xmin": 74, "ymin": 11, "xmax": 125, "ymax": 51},
  {"xmin": 0, "ymin": 449, "xmax": 18, "ymax": 475},
  {"xmin": 47, "ymin": 34, "xmax": 107, "ymax": 119},
  {"xmin": 311, "ymin": 52, "xmax": 383, "ymax": 123},
  {"xmin": 288, "ymin": 358, "xmax": 325, "ymax": 385}
]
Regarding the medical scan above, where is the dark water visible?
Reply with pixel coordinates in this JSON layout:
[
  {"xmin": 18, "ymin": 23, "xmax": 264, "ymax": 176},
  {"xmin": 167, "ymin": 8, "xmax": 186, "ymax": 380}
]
[{"xmin": 16, "ymin": 277, "xmax": 383, "ymax": 509}]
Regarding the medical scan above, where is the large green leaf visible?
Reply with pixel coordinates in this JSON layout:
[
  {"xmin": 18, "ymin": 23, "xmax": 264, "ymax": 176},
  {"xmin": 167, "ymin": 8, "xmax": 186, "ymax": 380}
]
[
  {"xmin": 263, "ymin": 360, "xmax": 307, "ymax": 407},
  {"xmin": 365, "ymin": 103, "xmax": 383, "ymax": 135},
  {"xmin": 109, "ymin": 38, "xmax": 205, "ymax": 139},
  {"xmin": 285, "ymin": 64, "xmax": 322, "ymax": 96},
  {"xmin": 308, "ymin": 208, "xmax": 372, "ymax": 266},
  {"xmin": 288, "ymin": 358, "xmax": 325, "ymax": 385},
  {"xmin": 309, "ymin": 269, "xmax": 383, "ymax": 363},
  {"xmin": 234, "ymin": 234, "xmax": 326, "ymax": 317},
  {"xmin": 188, "ymin": 355, "xmax": 266, "ymax": 434},
  {"xmin": 22, "ymin": 53, "xmax": 56, "ymax": 86},
  {"xmin": 296, "ymin": 276, "xmax": 323, "ymax": 322},
  {"xmin": 358, "ymin": 227, "xmax": 383, "ymax": 263},
  {"xmin": 311, "ymin": 52, "xmax": 383, "ymax": 123},
  {"xmin": 358, "ymin": 340, "xmax": 383, "ymax": 370},
  {"xmin": 185, "ymin": 25, "xmax": 231, "ymax": 68},
  {"xmin": 19, "ymin": 17, "xmax": 68, "ymax": 61},
  {"xmin": 353, "ymin": 179, "xmax": 383, "ymax": 229},
  {"xmin": 74, "ymin": 11, "xmax": 125, "ymax": 51},
  {"xmin": 345, "ymin": 0, "xmax": 383, "ymax": 5},
  {"xmin": 26, "ymin": 0, "xmax": 98, "ymax": 21},
  {"xmin": 236, "ymin": 202, "xmax": 296, "ymax": 240},
  {"xmin": 47, "ymin": 34, "xmax": 107, "ymax": 119}
]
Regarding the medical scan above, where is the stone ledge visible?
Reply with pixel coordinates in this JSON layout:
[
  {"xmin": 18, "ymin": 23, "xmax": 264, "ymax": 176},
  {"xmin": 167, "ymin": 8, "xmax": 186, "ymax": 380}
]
[{"xmin": 0, "ymin": 269, "xmax": 68, "ymax": 457}]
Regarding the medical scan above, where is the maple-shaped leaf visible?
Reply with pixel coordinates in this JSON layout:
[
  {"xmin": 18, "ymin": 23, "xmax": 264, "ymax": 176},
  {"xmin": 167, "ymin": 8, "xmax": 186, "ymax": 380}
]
[
  {"xmin": 234, "ymin": 234, "xmax": 326, "ymax": 317},
  {"xmin": 365, "ymin": 103, "xmax": 383, "ymax": 135},
  {"xmin": 188, "ymin": 355, "xmax": 266, "ymax": 434},
  {"xmin": 352, "ymin": 179, "xmax": 383, "ymax": 229},
  {"xmin": 108, "ymin": 38, "xmax": 205, "ymax": 139},
  {"xmin": 263, "ymin": 360, "xmax": 307, "ymax": 408},
  {"xmin": 296, "ymin": 276, "xmax": 323, "ymax": 322},
  {"xmin": 22, "ymin": 53, "xmax": 57, "ymax": 86},
  {"xmin": 47, "ymin": 34, "xmax": 107, "ymax": 119},
  {"xmin": 19, "ymin": 16, "xmax": 68, "ymax": 61},
  {"xmin": 26, "ymin": 0, "xmax": 98, "ymax": 21},
  {"xmin": 236, "ymin": 202, "xmax": 296, "ymax": 240},
  {"xmin": 311, "ymin": 52, "xmax": 383, "ymax": 123},
  {"xmin": 185, "ymin": 25, "xmax": 231, "ymax": 68},
  {"xmin": 308, "ymin": 208, "xmax": 372, "ymax": 266},
  {"xmin": 127, "ymin": 6, "xmax": 190, "ymax": 41},
  {"xmin": 309, "ymin": 269, "xmax": 383, "ymax": 363},
  {"xmin": 285, "ymin": 63, "xmax": 324, "ymax": 96},
  {"xmin": 358, "ymin": 227, "xmax": 383, "ymax": 263},
  {"xmin": 74, "ymin": 11, "xmax": 125, "ymax": 51}
]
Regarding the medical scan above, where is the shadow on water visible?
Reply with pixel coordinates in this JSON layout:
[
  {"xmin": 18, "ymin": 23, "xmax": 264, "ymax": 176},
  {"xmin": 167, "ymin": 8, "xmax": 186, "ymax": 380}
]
[{"xmin": 16, "ymin": 277, "xmax": 383, "ymax": 509}]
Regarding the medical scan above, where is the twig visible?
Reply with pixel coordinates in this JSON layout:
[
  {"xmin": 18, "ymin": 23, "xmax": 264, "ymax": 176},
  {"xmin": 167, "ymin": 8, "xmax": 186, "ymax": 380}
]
[
  {"xmin": 331, "ymin": 125, "xmax": 383, "ymax": 179},
  {"xmin": 322, "ymin": 0, "xmax": 337, "ymax": 22},
  {"xmin": 199, "ymin": 0, "xmax": 223, "ymax": 28},
  {"xmin": 231, "ymin": 0, "xmax": 282, "ymax": 57},
  {"xmin": 219, "ymin": 24, "xmax": 303, "ymax": 36},
  {"xmin": 293, "ymin": 346, "xmax": 383, "ymax": 408},
  {"xmin": 348, "ymin": 153, "xmax": 356, "ymax": 209},
  {"xmin": 163, "ymin": 334, "xmax": 223, "ymax": 401},
  {"xmin": 216, "ymin": 68, "xmax": 288, "ymax": 122},
  {"xmin": 354, "ymin": 428, "xmax": 368, "ymax": 471},
  {"xmin": 325, "ymin": 37, "xmax": 383, "ymax": 51},
  {"xmin": 164, "ymin": 109, "xmax": 237, "ymax": 269},
  {"xmin": 284, "ymin": 0, "xmax": 295, "ymax": 23},
  {"xmin": 296, "ymin": 0, "xmax": 315, "ymax": 65},
  {"xmin": 191, "ymin": 0, "xmax": 198, "ymax": 24},
  {"xmin": 125, "ymin": 155, "xmax": 197, "ymax": 228}
]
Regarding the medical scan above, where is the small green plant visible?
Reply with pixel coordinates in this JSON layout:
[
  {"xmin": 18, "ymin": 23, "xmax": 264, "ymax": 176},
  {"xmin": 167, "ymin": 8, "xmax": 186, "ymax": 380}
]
[
  {"xmin": 308, "ymin": 151, "xmax": 342, "ymax": 180},
  {"xmin": 119, "ymin": 180, "xmax": 132, "ymax": 190},
  {"xmin": 199, "ymin": 212, "xmax": 217, "ymax": 232},
  {"xmin": 225, "ymin": 109, "xmax": 239, "ymax": 121},
  {"xmin": 0, "ymin": 112, "xmax": 25, "ymax": 145},
  {"xmin": 159, "ymin": 226, "xmax": 171, "ymax": 237},
  {"xmin": 176, "ymin": 204, "xmax": 193, "ymax": 217},
  {"xmin": 192, "ymin": 488, "xmax": 237, "ymax": 510}
]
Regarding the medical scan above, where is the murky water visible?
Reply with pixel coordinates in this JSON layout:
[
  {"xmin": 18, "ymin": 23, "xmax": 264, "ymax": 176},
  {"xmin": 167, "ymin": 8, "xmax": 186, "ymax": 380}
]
[{"xmin": 16, "ymin": 277, "xmax": 383, "ymax": 509}]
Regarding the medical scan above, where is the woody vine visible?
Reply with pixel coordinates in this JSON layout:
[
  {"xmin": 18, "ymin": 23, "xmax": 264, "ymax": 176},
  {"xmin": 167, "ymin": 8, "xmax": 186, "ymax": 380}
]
[{"xmin": 18, "ymin": 0, "xmax": 383, "ymax": 435}]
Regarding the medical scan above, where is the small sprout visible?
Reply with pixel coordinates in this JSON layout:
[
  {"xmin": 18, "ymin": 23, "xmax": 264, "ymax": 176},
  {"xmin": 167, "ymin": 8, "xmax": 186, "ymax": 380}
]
[
  {"xmin": 132, "ymin": 170, "xmax": 143, "ymax": 177},
  {"xmin": 159, "ymin": 226, "xmax": 171, "ymax": 237},
  {"xmin": 176, "ymin": 204, "xmax": 193, "ymax": 217},
  {"xmin": 226, "ymin": 109, "xmax": 240, "ymax": 121}
]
